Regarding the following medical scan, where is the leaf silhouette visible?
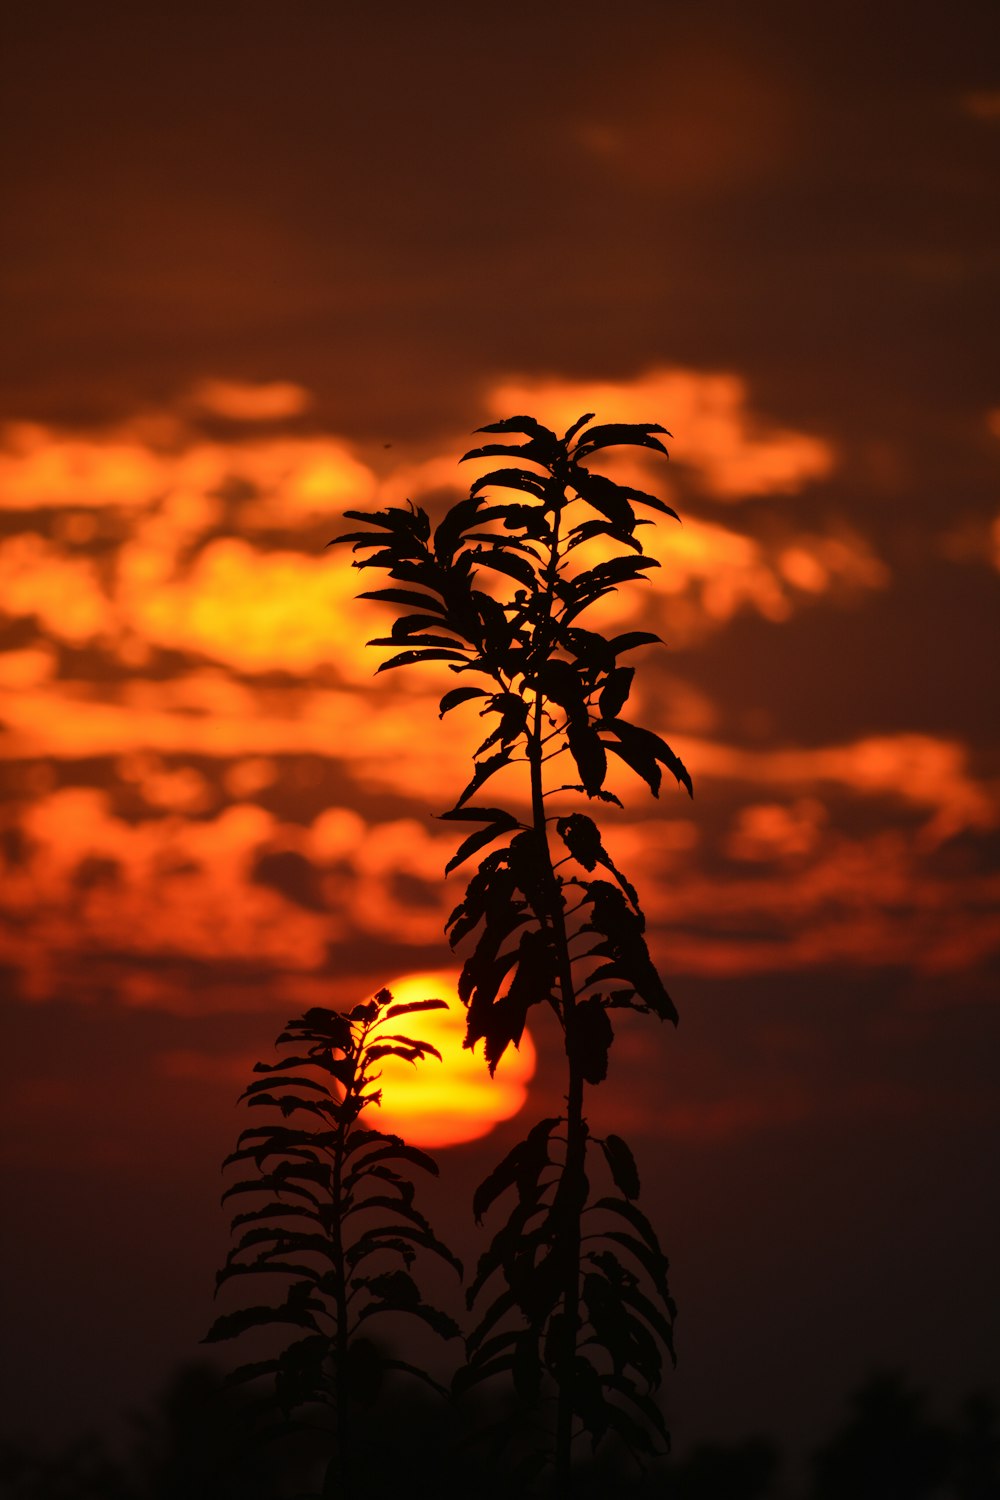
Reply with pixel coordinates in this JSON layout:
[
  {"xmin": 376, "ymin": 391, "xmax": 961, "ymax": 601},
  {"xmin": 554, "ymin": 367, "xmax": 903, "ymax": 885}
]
[
  {"xmin": 476, "ymin": 415, "xmax": 559, "ymax": 444},
  {"xmin": 439, "ymin": 684, "xmax": 489, "ymax": 716},
  {"xmin": 469, "ymin": 466, "xmax": 550, "ymax": 500},
  {"xmin": 569, "ymin": 997, "xmax": 614, "ymax": 1085},
  {"xmin": 375, "ymin": 646, "xmax": 469, "ymax": 673},
  {"xmin": 571, "ymin": 421, "xmax": 671, "ymax": 459},
  {"xmin": 383, "ymin": 998, "xmax": 449, "ymax": 1020},
  {"xmin": 599, "ymin": 1135, "xmax": 641, "ymax": 1200},
  {"xmin": 599, "ymin": 666, "xmax": 635, "ymax": 722},
  {"xmin": 357, "ymin": 585, "xmax": 447, "ymax": 614},
  {"xmin": 454, "ymin": 747, "xmax": 514, "ymax": 810}
]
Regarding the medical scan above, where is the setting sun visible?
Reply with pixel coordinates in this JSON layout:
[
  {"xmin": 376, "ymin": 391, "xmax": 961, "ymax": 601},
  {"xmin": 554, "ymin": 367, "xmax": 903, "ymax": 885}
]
[{"xmin": 364, "ymin": 971, "xmax": 536, "ymax": 1148}]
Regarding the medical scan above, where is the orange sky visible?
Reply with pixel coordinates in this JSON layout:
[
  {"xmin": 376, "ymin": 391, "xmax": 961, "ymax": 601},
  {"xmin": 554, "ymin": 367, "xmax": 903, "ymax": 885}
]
[{"xmin": 1, "ymin": 0, "xmax": 998, "ymax": 1465}]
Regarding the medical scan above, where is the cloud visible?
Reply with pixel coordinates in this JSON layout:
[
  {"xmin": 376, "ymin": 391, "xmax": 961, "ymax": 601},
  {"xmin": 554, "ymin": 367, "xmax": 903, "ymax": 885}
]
[
  {"xmin": 777, "ymin": 532, "xmax": 888, "ymax": 596},
  {"xmin": 0, "ymin": 376, "xmax": 989, "ymax": 1019},
  {"xmin": 187, "ymin": 378, "xmax": 312, "ymax": 421},
  {"xmin": 654, "ymin": 841, "xmax": 1000, "ymax": 980},
  {"xmin": 0, "ymin": 418, "xmax": 375, "ymax": 525},
  {"xmin": 0, "ymin": 785, "xmax": 464, "ymax": 1008},
  {"xmin": 641, "ymin": 517, "xmax": 887, "ymax": 635},
  {"xmin": 484, "ymin": 368, "xmax": 835, "ymax": 499},
  {"xmin": 0, "ymin": 375, "xmax": 864, "ymax": 694},
  {"xmin": 726, "ymin": 799, "xmax": 828, "ymax": 862},
  {"xmin": 0, "ymin": 533, "xmax": 114, "ymax": 642},
  {"xmin": 0, "ymin": 422, "xmax": 167, "ymax": 511},
  {"xmin": 121, "ymin": 536, "xmax": 374, "ymax": 675},
  {"xmin": 2, "ymin": 714, "xmax": 997, "ymax": 1015},
  {"xmin": 673, "ymin": 732, "xmax": 996, "ymax": 847}
]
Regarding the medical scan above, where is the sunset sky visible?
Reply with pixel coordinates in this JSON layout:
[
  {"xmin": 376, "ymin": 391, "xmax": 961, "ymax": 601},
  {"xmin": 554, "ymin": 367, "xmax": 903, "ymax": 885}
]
[{"xmin": 2, "ymin": 0, "xmax": 998, "ymax": 1468}]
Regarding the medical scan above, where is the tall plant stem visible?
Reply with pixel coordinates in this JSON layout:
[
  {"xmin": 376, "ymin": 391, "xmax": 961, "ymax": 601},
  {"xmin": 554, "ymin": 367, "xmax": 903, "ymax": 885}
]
[
  {"xmin": 324, "ymin": 1070, "xmax": 353, "ymax": 1500},
  {"xmin": 526, "ymin": 489, "xmax": 586, "ymax": 1499}
]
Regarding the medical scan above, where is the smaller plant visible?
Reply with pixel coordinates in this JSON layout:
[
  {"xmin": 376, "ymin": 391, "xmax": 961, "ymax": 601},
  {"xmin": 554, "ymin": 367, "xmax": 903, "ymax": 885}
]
[{"xmin": 206, "ymin": 990, "xmax": 462, "ymax": 1500}]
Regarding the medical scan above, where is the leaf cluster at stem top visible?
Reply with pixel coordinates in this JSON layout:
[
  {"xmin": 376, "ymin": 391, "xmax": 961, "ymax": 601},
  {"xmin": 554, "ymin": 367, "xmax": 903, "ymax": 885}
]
[{"xmin": 332, "ymin": 413, "xmax": 690, "ymax": 1077}]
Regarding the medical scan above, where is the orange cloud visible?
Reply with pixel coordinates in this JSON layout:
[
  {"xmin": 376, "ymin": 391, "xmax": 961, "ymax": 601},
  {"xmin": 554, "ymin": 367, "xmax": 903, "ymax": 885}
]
[
  {"xmin": 121, "ymin": 536, "xmax": 375, "ymax": 675},
  {"xmin": 726, "ymin": 799, "xmax": 828, "ymax": 862},
  {"xmin": 0, "ymin": 382, "xmax": 990, "ymax": 1018},
  {"xmin": 655, "ymin": 853, "xmax": 1000, "ymax": 979},
  {"xmin": 670, "ymin": 732, "xmax": 996, "ymax": 847},
  {"xmin": 0, "ymin": 676, "xmax": 479, "ymax": 825},
  {"xmin": 0, "ymin": 422, "xmax": 165, "ymax": 510},
  {"xmin": 0, "ymin": 785, "xmax": 466, "ymax": 1008},
  {"xmin": 484, "ymin": 368, "xmax": 835, "ymax": 499},
  {"xmin": 0, "ymin": 384, "xmax": 866, "ymax": 694},
  {"xmin": 188, "ymin": 378, "xmax": 312, "ymax": 421},
  {"xmin": 0, "ymin": 419, "xmax": 375, "ymax": 524},
  {"xmin": 0, "ymin": 533, "xmax": 113, "ymax": 642}
]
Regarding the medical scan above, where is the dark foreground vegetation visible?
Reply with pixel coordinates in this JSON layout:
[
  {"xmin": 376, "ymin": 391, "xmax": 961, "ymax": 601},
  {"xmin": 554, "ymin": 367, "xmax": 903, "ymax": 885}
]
[{"xmin": 2, "ymin": 1363, "xmax": 997, "ymax": 1500}]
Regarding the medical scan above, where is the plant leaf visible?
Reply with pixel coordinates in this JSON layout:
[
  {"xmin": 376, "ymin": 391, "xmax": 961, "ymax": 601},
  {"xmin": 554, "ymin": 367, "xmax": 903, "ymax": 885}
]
[
  {"xmin": 599, "ymin": 667, "xmax": 634, "ymax": 722},
  {"xmin": 600, "ymin": 1135, "xmax": 641, "ymax": 1200},
  {"xmin": 475, "ymin": 415, "xmax": 559, "ymax": 444},
  {"xmin": 468, "ymin": 546, "xmax": 539, "ymax": 588},
  {"xmin": 357, "ymin": 586, "xmax": 447, "ymax": 615},
  {"xmin": 469, "ymin": 466, "xmax": 549, "ymax": 500},
  {"xmin": 571, "ymin": 421, "xmax": 671, "ymax": 460},
  {"xmin": 472, "ymin": 1117, "xmax": 561, "ymax": 1225},
  {"xmin": 567, "ymin": 721, "xmax": 607, "ymax": 797},
  {"xmin": 453, "ymin": 748, "xmax": 514, "ymax": 810},
  {"xmin": 445, "ymin": 819, "xmax": 517, "ymax": 875},
  {"xmin": 382, "ymin": 998, "xmax": 449, "ymax": 1020},
  {"xmin": 375, "ymin": 647, "xmax": 470, "ymax": 674},
  {"xmin": 569, "ymin": 996, "xmax": 614, "ymax": 1084},
  {"xmin": 439, "ymin": 685, "xmax": 489, "ymax": 716}
]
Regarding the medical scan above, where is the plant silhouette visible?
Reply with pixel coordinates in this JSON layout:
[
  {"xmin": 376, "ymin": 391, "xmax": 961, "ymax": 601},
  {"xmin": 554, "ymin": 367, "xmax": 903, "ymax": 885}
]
[
  {"xmin": 206, "ymin": 990, "xmax": 462, "ymax": 1500},
  {"xmin": 335, "ymin": 413, "xmax": 689, "ymax": 1494}
]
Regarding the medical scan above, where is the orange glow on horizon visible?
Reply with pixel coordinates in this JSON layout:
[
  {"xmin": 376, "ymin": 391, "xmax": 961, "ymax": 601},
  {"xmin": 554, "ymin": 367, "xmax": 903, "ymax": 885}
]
[{"xmin": 364, "ymin": 971, "xmax": 536, "ymax": 1148}]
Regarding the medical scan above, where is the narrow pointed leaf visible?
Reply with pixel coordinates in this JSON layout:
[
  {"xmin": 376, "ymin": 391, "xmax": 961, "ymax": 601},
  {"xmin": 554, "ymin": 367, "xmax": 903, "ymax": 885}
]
[
  {"xmin": 375, "ymin": 647, "xmax": 470, "ymax": 673},
  {"xmin": 469, "ymin": 466, "xmax": 549, "ymax": 500},
  {"xmin": 454, "ymin": 748, "xmax": 514, "ymax": 810},
  {"xmin": 563, "ymin": 411, "xmax": 596, "ymax": 445},
  {"xmin": 600, "ymin": 1135, "xmax": 641, "ymax": 1199},
  {"xmin": 475, "ymin": 415, "xmax": 559, "ymax": 444},
  {"xmin": 357, "ymin": 587, "xmax": 447, "ymax": 614},
  {"xmin": 572, "ymin": 421, "xmax": 671, "ymax": 459},
  {"xmin": 445, "ymin": 820, "xmax": 518, "ymax": 875},
  {"xmin": 439, "ymin": 685, "xmax": 489, "ymax": 716},
  {"xmin": 383, "ymin": 998, "xmax": 449, "ymax": 1020}
]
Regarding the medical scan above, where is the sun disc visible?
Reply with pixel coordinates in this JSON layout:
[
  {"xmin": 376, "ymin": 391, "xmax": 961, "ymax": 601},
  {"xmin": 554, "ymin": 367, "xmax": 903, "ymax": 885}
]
[{"xmin": 363, "ymin": 970, "xmax": 536, "ymax": 1147}]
